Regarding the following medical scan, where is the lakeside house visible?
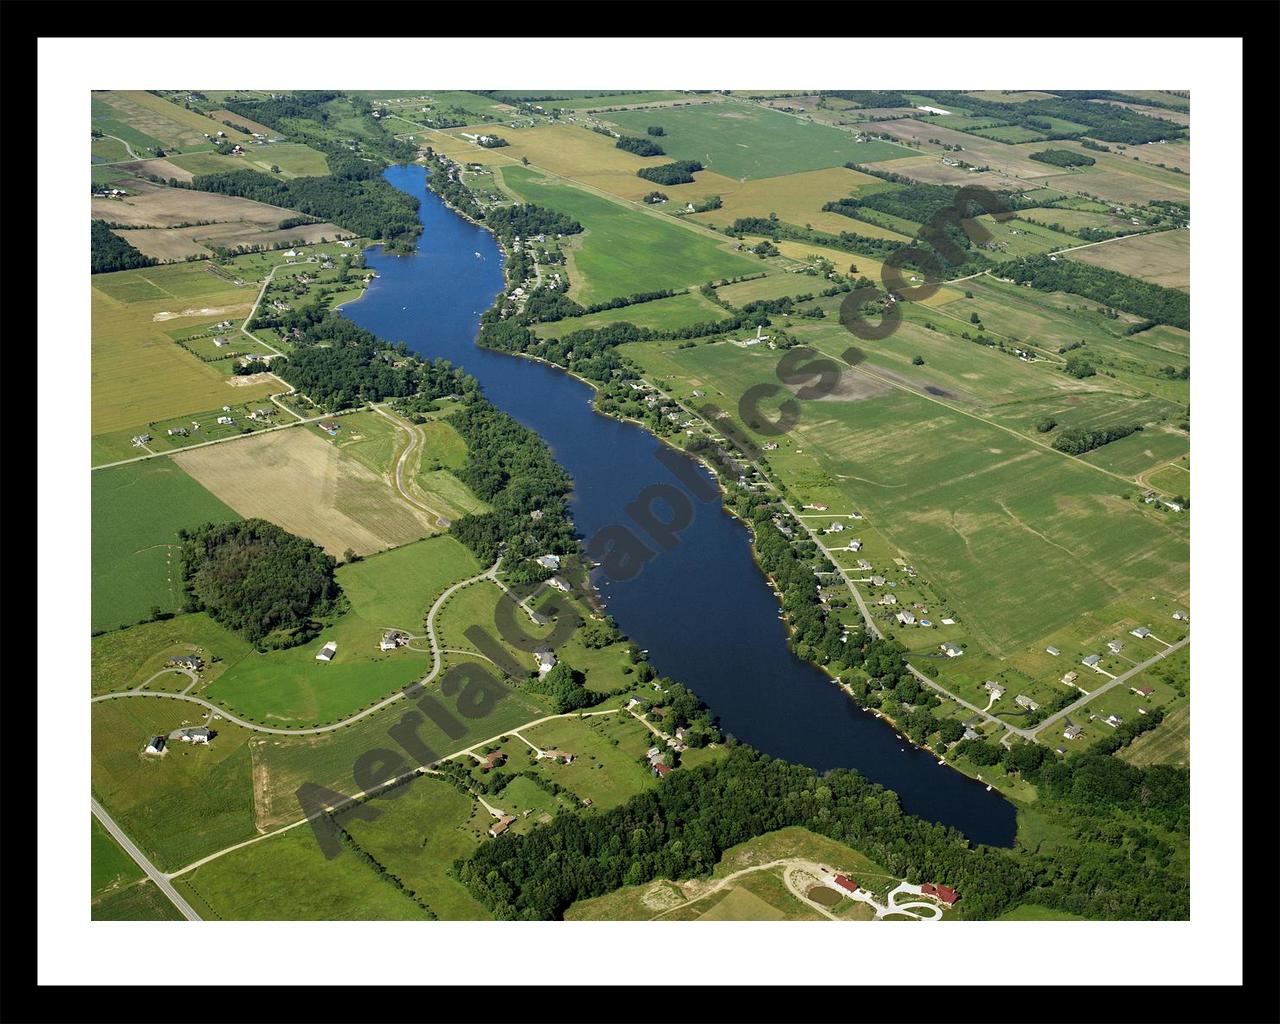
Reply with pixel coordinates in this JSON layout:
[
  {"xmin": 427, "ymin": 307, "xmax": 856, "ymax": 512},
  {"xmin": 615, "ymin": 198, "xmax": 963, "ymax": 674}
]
[
  {"xmin": 535, "ymin": 554, "xmax": 561, "ymax": 570},
  {"xmin": 547, "ymin": 576, "xmax": 571, "ymax": 592},
  {"xmin": 316, "ymin": 641, "xmax": 337, "ymax": 662}
]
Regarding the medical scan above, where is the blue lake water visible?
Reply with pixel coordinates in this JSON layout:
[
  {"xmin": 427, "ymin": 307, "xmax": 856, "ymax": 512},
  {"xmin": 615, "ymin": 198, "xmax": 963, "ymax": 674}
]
[{"xmin": 340, "ymin": 164, "xmax": 1016, "ymax": 847}]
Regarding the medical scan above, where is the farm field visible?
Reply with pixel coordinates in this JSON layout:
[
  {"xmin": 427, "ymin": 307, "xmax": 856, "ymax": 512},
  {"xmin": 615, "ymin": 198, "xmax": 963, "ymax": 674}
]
[
  {"xmin": 498, "ymin": 166, "xmax": 759, "ymax": 304},
  {"xmin": 625, "ymin": 329, "xmax": 1189, "ymax": 654},
  {"xmin": 685, "ymin": 166, "xmax": 912, "ymax": 239},
  {"xmin": 172, "ymin": 426, "xmax": 441, "ymax": 557},
  {"xmin": 93, "ymin": 90, "xmax": 251, "ymax": 154},
  {"xmin": 167, "ymin": 141, "xmax": 331, "ymax": 179},
  {"xmin": 91, "ymin": 814, "xmax": 144, "ymax": 898},
  {"xmin": 533, "ymin": 290, "xmax": 724, "ymax": 339},
  {"xmin": 858, "ymin": 119, "xmax": 1060, "ymax": 178},
  {"xmin": 203, "ymin": 536, "xmax": 480, "ymax": 726},
  {"xmin": 174, "ymin": 826, "xmax": 432, "ymax": 920},
  {"xmin": 1066, "ymin": 229, "xmax": 1190, "ymax": 290},
  {"xmin": 91, "ymin": 260, "xmax": 278, "ymax": 448},
  {"xmin": 91, "ymin": 459, "xmax": 241, "ymax": 633},
  {"xmin": 605, "ymin": 101, "xmax": 918, "ymax": 179},
  {"xmin": 92, "ymin": 880, "xmax": 186, "ymax": 921}
]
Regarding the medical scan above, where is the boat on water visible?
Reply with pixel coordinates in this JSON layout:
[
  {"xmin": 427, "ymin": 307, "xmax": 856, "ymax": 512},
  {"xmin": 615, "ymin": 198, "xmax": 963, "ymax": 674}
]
[{"xmin": 474, "ymin": 251, "xmax": 483, "ymax": 259}]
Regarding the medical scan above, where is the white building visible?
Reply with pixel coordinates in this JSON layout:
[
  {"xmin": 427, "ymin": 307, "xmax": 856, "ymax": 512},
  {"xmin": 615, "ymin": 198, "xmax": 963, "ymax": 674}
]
[{"xmin": 316, "ymin": 641, "xmax": 337, "ymax": 662}]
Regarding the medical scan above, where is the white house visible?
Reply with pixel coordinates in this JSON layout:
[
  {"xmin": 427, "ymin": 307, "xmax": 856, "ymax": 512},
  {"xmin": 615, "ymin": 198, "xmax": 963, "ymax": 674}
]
[
  {"xmin": 534, "ymin": 648, "xmax": 556, "ymax": 676},
  {"xmin": 940, "ymin": 642, "xmax": 963, "ymax": 658},
  {"xmin": 1082, "ymin": 654, "xmax": 1101, "ymax": 668},
  {"xmin": 1130, "ymin": 627, "xmax": 1151, "ymax": 638},
  {"xmin": 535, "ymin": 554, "xmax": 561, "ymax": 570}
]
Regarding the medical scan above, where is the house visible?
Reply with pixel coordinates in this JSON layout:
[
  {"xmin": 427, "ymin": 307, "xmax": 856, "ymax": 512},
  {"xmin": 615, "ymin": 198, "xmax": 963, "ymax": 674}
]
[
  {"xmin": 881, "ymin": 593, "xmax": 898, "ymax": 606},
  {"xmin": 983, "ymin": 680, "xmax": 1004, "ymax": 697},
  {"xmin": 318, "ymin": 420, "xmax": 340, "ymax": 435},
  {"xmin": 1082, "ymin": 654, "xmax": 1101, "ymax": 668},
  {"xmin": 178, "ymin": 726, "xmax": 210, "ymax": 744},
  {"xmin": 1015, "ymin": 694, "xmax": 1040, "ymax": 712},
  {"xmin": 848, "ymin": 538, "xmax": 863, "ymax": 551},
  {"xmin": 1107, "ymin": 640, "xmax": 1124, "ymax": 654},
  {"xmin": 167, "ymin": 427, "xmax": 188, "ymax": 437},
  {"xmin": 169, "ymin": 655, "xmax": 202, "ymax": 671},
  {"xmin": 1045, "ymin": 646, "xmax": 1061, "ymax": 657},
  {"xmin": 542, "ymin": 750, "xmax": 574, "ymax": 764},
  {"xmin": 870, "ymin": 575, "xmax": 886, "ymax": 587},
  {"xmin": 645, "ymin": 746, "xmax": 662, "ymax": 764},
  {"xmin": 1105, "ymin": 714, "xmax": 1123, "ymax": 728},
  {"xmin": 824, "ymin": 522, "xmax": 844, "ymax": 534},
  {"xmin": 1130, "ymin": 627, "xmax": 1151, "ymax": 638},
  {"xmin": 1172, "ymin": 611, "xmax": 1186, "ymax": 621},
  {"xmin": 131, "ymin": 435, "xmax": 152, "ymax": 446},
  {"xmin": 1133, "ymin": 686, "xmax": 1155, "ymax": 697},
  {"xmin": 213, "ymin": 337, "xmax": 230, "ymax": 347},
  {"xmin": 653, "ymin": 762, "xmax": 671, "ymax": 778},
  {"xmin": 1063, "ymin": 724, "xmax": 1082, "ymax": 740},
  {"xmin": 920, "ymin": 882, "xmax": 958, "ymax": 906},
  {"xmin": 1060, "ymin": 671, "xmax": 1078, "ymax": 686},
  {"xmin": 144, "ymin": 736, "xmax": 166, "ymax": 755},
  {"xmin": 940, "ymin": 642, "xmax": 962, "ymax": 657},
  {"xmin": 480, "ymin": 750, "xmax": 506, "ymax": 773},
  {"xmin": 547, "ymin": 576, "xmax": 571, "ymax": 593},
  {"xmin": 535, "ymin": 554, "xmax": 561, "ymax": 570},
  {"xmin": 856, "ymin": 559, "xmax": 872, "ymax": 571},
  {"xmin": 803, "ymin": 503, "xmax": 828, "ymax": 511},
  {"xmin": 534, "ymin": 648, "xmax": 556, "ymax": 675},
  {"xmin": 831, "ymin": 874, "xmax": 859, "ymax": 895},
  {"xmin": 315, "ymin": 641, "xmax": 337, "ymax": 662},
  {"xmin": 896, "ymin": 611, "xmax": 916, "ymax": 626},
  {"xmin": 216, "ymin": 416, "xmax": 234, "ymax": 426},
  {"xmin": 488, "ymin": 814, "xmax": 516, "ymax": 838},
  {"xmin": 963, "ymin": 726, "xmax": 980, "ymax": 741},
  {"xmin": 763, "ymin": 442, "xmax": 779, "ymax": 451},
  {"xmin": 379, "ymin": 629, "xmax": 408, "ymax": 652}
]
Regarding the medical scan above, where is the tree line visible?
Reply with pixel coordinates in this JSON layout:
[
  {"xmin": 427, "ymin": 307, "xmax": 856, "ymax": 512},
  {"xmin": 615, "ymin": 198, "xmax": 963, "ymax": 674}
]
[
  {"xmin": 997, "ymin": 254, "xmax": 1190, "ymax": 329},
  {"xmin": 91, "ymin": 220, "xmax": 156, "ymax": 274}
]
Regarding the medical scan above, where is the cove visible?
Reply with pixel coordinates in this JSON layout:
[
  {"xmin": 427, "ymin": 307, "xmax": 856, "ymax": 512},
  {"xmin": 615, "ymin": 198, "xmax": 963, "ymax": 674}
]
[{"xmin": 341, "ymin": 164, "xmax": 1016, "ymax": 848}]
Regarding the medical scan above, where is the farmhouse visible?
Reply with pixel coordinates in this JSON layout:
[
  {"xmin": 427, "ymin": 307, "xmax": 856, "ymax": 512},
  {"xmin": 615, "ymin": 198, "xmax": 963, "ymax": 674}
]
[
  {"xmin": 1082, "ymin": 654, "xmax": 1101, "ymax": 668},
  {"xmin": 940, "ymin": 642, "xmax": 963, "ymax": 658},
  {"xmin": 480, "ymin": 750, "xmax": 506, "ymax": 773},
  {"xmin": 920, "ymin": 882, "xmax": 958, "ymax": 905},
  {"xmin": 318, "ymin": 421, "xmax": 340, "ymax": 435},
  {"xmin": 830, "ymin": 874, "xmax": 859, "ymax": 895},
  {"xmin": 176, "ymin": 726, "xmax": 210, "ymax": 744},
  {"xmin": 144, "ymin": 736, "xmax": 166, "ymax": 755},
  {"xmin": 169, "ymin": 655, "xmax": 202, "ymax": 671},
  {"xmin": 1130, "ymin": 627, "xmax": 1151, "ymax": 638},
  {"xmin": 534, "ymin": 648, "xmax": 557, "ymax": 675},
  {"xmin": 1063, "ymin": 723, "xmax": 1082, "ymax": 740},
  {"xmin": 315, "ymin": 641, "xmax": 337, "ymax": 662},
  {"xmin": 1060, "ymin": 671, "xmax": 1078, "ymax": 686},
  {"xmin": 1133, "ymin": 686, "xmax": 1155, "ymax": 697},
  {"xmin": 379, "ymin": 629, "xmax": 409, "ymax": 652},
  {"xmin": 488, "ymin": 814, "xmax": 516, "ymax": 838},
  {"xmin": 535, "ymin": 554, "xmax": 561, "ymax": 570}
]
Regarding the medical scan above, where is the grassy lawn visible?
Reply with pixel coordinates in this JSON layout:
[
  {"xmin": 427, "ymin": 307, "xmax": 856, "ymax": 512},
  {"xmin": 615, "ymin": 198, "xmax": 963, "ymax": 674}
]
[
  {"xmin": 534, "ymin": 290, "xmax": 725, "ymax": 339},
  {"xmin": 91, "ymin": 613, "xmax": 255, "ymax": 696},
  {"xmin": 91, "ymin": 814, "xmax": 143, "ymax": 898},
  {"xmin": 204, "ymin": 536, "xmax": 480, "ymax": 726},
  {"xmin": 498, "ymin": 165, "xmax": 758, "ymax": 304},
  {"xmin": 91, "ymin": 697, "xmax": 258, "ymax": 871},
  {"xmin": 605, "ymin": 101, "xmax": 917, "ymax": 179},
  {"xmin": 174, "ymin": 826, "xmax": 432, "ymax": 920},
  {"xmin": 519, "ymin": 712, "xmax": 660, "ymax": 810},
  {"xmin": 92, "ymin": 459, "xmax": 241, "ymax": 633},
  {"xmin": 338, "ymin": 773, "xmax": 493, "ymax": 919}
]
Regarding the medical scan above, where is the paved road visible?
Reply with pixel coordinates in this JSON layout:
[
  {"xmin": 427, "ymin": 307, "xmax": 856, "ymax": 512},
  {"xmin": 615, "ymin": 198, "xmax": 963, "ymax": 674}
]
[
  {"xmin": 91, "ymin": 798, "xmax": 201, "ymax": 920},
  {"xmin": 90, "ymin": 559, "xmax": 505, "ymax": 735}
]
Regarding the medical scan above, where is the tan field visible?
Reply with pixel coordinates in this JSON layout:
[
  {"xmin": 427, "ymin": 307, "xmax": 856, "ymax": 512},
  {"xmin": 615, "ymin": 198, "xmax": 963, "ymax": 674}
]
[
  {"xmin": 173, "ymin": 428, "xmax": 440, "ymax": 557},
  {"xmin": 858, "ymin": 119, "xmax": 1062, "ymax": 178},
  {"xmin": 116, "ymin": 221, "xmax": 351, "ymax": 261},
  {"xmin": 963, "ymin": 90, "xmax": 1060, "ymax": 103},
  {"xmin": 688, "ymin": 166, "xmax": 912, "ymax": 240},
  {"xmin": 97, "ymin": 90, "xmax": 253, "ymax": 148},
  {"xmin": 91, "ymin": 263, "xmax": 273, "ymax": 436},
  {"xmin": 1086, "ymin": 99, "xmax": 1191, "ymax": 127},
  {"xmin": 858, "ymin": 154, "xmax": 1042, "ymax": 194},
  {"xmin": 207, "ymin": 109, "xmax": 275, "ymax": 135},
  {"xmin": 1066, "ymin": 229, "xmax": 1190, "ymax": 291},
  {"xmin": 113, "ymin": 158, "xmax": 196, "ymax": 183}
]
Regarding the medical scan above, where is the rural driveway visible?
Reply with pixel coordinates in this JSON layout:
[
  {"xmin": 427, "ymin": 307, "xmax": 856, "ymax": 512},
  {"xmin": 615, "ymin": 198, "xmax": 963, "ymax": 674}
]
[{"xmin": 91, "ymin": 797, "xmax": 201, "ymax": 921}]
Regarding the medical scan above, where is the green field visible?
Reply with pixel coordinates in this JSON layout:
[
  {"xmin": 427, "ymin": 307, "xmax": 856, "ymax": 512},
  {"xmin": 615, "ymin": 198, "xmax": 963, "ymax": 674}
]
[
  {"xmin": 499, "ymin": 166, "xmax": 758, "ymax": 304},
  {"xmin": 168, "ymin": 141, "xmax": 329, "ymax": 179},
  {"xmin": 175, "ymin": 826, "xmax": 432, "ymax": 920},
  {"xmin": 605, "ymin": 101, "xmax": 917, "ymax": 179},
  {"xmin": 92, "ymin": 459, "xmax": 242, "ymax": 633},
  {"xmin": 91, "ymin": 814, "xmax": 144, "ymax": 898},
  {"xmin": 91, "ymin": 697, "xmax": 259, "ymax": 871},
  {"xmin": 92, "ymin": 880, "xmax": 186, "ymax": 921},
  {"xmin": 204, "ymin": 536, "xmax": 480, "ymax": 726},
  {"xmin": 625, "ymin": 329, "xmax": 1188, "ymax": 654},
  {"xmin": 91, "ymin": 613, "xmax": 256, "ymax": 696},
  {"xmin": 533, "ymin": 290, "xmax": 725, "ymax": 339}
]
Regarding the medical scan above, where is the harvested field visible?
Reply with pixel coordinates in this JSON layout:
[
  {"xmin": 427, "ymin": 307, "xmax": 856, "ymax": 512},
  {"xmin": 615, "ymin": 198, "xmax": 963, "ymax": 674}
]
[
  {"xmin": 688, "ymin": 166, "xmax": 912, "ymax": 239},
  {"xmin": 1086, "ymin": 99, "xmax": 1191, "ymax": 127},
  {"xmin": 858, "ymin": 154, "xmax": 1040, "ymax": 193},
  {"xmin": 95, "ymin": 90, "xmax": 253, "ymax": 149},
  {"xmin": 113, "ymin": 158, "xmax": 195, "ymax": 183},
  {"xmin": 173, "ymin": 427, "xmax": 439, "ymax": 556},
  {"xmin": 116, "ymin": 221, "xmax": 351, "ymax": 262},
  {"xmin": 1066, "ymin": 229, "xmax": 1190, "ymax": 290},
  {"xmin": 858, "ymin": 119, "xmax": 1060, "ymax": 178},
  {"xmin": 963, "ymin": 90, "xmax": 1060, "ymax": 103},
  {"xmin": 207, "ymin": 109, "xmax": 275, "ymax": 135}
]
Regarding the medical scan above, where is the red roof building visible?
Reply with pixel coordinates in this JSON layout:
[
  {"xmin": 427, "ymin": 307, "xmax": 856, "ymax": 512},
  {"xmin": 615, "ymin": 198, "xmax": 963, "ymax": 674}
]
[
  {"xmin": 921, "ymin": 882, "xmax": 959, "ymax": 905},
  {"xmin": 832, "ymin": 874, "xmax": 859, "ymax": 893},
  {"xmin": 653, "ymin": 762, "xmax": 671, "ymax": 777}
]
